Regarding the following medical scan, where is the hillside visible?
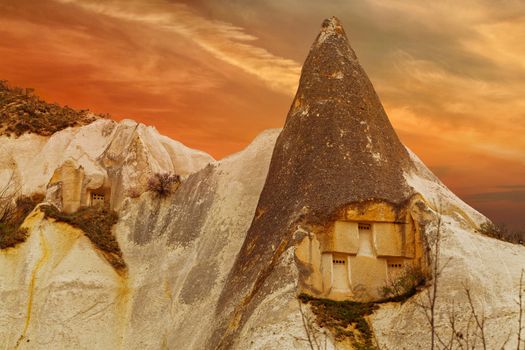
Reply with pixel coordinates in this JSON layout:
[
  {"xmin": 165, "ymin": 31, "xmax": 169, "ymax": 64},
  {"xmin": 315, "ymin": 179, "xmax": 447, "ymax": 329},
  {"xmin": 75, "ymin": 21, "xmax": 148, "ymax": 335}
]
[
  {"xmin": 0, "ymin": 81, "xmax": 101, "ymax": 137},
  {"xmin": 0, "ymin": 17, "xmax": 523, "ymax": 350}
]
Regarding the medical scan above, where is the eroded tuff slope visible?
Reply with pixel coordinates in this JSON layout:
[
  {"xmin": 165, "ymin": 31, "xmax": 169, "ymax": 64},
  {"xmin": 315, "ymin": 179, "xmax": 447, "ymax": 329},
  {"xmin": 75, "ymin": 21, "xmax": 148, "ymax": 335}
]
[
  {"xmin": 0, "ymin": 16, "xmax": 524, "ymax": 350},
  {"xmin": 0, "ymin": 129, "xmax": 284, "ymax": 349}
]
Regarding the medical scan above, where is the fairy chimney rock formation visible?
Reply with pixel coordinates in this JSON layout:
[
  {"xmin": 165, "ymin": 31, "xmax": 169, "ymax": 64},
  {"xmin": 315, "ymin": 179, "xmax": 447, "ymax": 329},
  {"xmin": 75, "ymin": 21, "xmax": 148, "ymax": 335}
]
[{"xmin": 214, "ymin": 16, "xmax": 428, "ymax": 348}]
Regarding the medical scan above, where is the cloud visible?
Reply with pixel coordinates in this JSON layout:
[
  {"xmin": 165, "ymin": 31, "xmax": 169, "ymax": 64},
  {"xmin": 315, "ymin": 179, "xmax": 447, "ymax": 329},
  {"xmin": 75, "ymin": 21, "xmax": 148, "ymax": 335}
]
[
  {"xmin": 499, "ymin": 184, "xmax": 525, "ymax": 190},
  {"xmin": 0, "ymin": 4, "xmax": 224, "ymax": 96},
  {"xmin": 54, "ymin": 0, "xmax": 301, "ymax": 94},
  {"xmin": 466, "ymin": 190, "xmax": 525, "ymax": 203}
]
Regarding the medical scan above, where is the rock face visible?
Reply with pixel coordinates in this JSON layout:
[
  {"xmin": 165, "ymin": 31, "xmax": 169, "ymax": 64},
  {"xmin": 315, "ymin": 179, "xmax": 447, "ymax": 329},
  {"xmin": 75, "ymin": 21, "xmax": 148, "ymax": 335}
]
[
  {"xmin": 0, "ymin": 118, "xmax": 214, "ymax": 211},
  {"xmin": 0, "ymin": 16, "xmax": 524, "ymax": 350},
  {"xmin": 211, "ymin": 17, "xmax": 420, "ymax": 347}
]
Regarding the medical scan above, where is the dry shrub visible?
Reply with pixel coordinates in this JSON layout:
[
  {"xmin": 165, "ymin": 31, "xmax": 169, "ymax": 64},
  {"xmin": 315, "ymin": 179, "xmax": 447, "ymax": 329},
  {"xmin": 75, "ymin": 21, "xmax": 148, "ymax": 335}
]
[
  {"xmin": 0, "ymin": 224, "xmax": 28, "ymax": 249},
  {"xmin": 380, "ymin": 265, "xmax": 426, "ymax": 302},
  {"xmin": 147, "ymin": 172, "xmax": 181, "ymax": 197},
  {"xmin": 0, "ymin": 194, "xmax": 44, "ymax": 249},
  {"xmin": 479, "ymin": 221, "xmax": 524, "ymax": 245}
]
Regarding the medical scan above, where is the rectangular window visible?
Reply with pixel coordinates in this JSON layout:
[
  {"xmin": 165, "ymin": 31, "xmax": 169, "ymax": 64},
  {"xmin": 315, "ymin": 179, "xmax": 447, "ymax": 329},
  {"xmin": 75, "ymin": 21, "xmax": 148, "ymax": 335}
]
[
  {"xmin": 387, "ymin": 259, "xmax": 404, "ymax": 269},
  {"xmin": 91, "ymin": 193, "xmax": 105, "ymax": 206},
  {"xmin": 388, "ymin": 263, "xmax": 403, "ymax": 268}
]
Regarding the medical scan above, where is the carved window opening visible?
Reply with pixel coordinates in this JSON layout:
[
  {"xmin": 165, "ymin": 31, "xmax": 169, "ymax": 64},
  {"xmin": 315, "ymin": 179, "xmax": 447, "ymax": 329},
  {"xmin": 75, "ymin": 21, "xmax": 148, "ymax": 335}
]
[
  {"xmin": 91, "ymin": 192, "xmax": 105, "ymax": 206},
  {"xmin": 92, "ymin": 194, "xmax": 104, "ymax": 201},
  {"xmin": 357, "ymin": 223, "xmax": 374, "ymax": 256}
]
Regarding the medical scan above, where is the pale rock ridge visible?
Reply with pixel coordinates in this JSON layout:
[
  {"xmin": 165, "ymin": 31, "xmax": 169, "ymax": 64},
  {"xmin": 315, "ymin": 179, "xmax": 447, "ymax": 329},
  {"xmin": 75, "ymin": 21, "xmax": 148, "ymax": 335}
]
[
  {"xmin": 117, "ymin": 128, "xmax": 283, "ymax": 349},
  {"xmin": 0, "ymin": 118, "xmax": 213, "ymax": 210},
  {"xmin": 404, "ymin": 147, "xmax": 487, "ymax": 226}
]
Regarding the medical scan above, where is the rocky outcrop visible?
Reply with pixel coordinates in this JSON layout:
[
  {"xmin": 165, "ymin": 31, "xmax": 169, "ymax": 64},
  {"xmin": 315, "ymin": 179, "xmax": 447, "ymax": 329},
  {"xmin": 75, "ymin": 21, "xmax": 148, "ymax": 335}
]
[
  {"xmin": 212, "ymin": 16, "xmax": 418, "ymax": 347},
  {"xmin": 0, "ymin": 129, "xmax": 288, "ymax": 349},
  {"xmin": 0, "ymin": 118, "xmax": 213, "ymax": 211}
]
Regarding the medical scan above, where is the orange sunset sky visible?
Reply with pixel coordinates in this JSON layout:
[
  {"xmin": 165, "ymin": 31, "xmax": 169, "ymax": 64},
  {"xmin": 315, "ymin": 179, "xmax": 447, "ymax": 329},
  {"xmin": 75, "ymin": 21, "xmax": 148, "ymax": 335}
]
[{"xmin": 0, "ymin": 0, "xmax": 524, "ymax": 229}]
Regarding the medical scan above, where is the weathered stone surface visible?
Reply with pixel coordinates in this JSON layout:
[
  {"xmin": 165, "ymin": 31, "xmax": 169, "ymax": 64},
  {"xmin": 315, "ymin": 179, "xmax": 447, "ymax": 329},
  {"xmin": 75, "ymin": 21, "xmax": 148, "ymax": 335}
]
[{"xmin": 115, "ymin": 129, "xmax": 284, "ymax": 350}]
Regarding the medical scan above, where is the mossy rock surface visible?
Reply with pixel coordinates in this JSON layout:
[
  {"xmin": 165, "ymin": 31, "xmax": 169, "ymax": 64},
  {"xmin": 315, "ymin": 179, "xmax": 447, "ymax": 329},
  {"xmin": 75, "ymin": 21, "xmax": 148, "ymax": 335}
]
[
  {"xmin": 299, "ymin": 293, "xmax": 378, "ymax": 349},
  {"xmin": 41, "ymin": 205, "xmax": 126, "ymax": 272}
]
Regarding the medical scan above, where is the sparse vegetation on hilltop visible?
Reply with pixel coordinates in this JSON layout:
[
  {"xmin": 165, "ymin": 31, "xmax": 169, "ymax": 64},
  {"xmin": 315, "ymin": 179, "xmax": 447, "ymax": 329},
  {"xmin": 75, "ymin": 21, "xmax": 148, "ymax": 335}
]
[{"xmin": 0, "ymin": 80, "xmax": 106, "ymax": 137}]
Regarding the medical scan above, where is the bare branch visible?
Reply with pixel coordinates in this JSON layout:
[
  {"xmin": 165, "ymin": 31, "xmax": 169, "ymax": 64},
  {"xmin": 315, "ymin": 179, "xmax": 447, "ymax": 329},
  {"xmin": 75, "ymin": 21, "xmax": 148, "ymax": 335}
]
[
  {"xmin": 499, "ymin": 331, "xmax": 512, "ymax": 350},
  {"xmin": 465, "ymin": 286, "xmax": 487, "ymax": 350},
  {"xmin": 298, "ymin": 300, "xmax": 316, "ymax": 350},
  {"xmin": 0, "ymin": 171, "xmax": 20, "ymax": 224},
  {"xmin": 518, "ymin": 269, "xmax": 524, "ymax": 350}
]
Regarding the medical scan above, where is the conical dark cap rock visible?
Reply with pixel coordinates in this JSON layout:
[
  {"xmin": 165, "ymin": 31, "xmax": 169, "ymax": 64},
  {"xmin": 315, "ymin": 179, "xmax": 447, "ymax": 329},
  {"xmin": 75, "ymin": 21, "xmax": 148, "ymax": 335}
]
[
  {"xmin": 212, "ymin": 17, "xmax": 415, "ymax": 348},
  {"xmin": 276, "ymin": 16, "xmax": 413, "ymax": 209}
]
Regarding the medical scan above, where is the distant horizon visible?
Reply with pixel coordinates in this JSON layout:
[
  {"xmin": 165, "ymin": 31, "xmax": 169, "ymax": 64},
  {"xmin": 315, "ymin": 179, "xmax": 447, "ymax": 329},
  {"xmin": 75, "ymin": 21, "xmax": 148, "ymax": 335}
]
[{"xmin": 0, "ymin": 0, "xmax": 524, "ymax": 230}]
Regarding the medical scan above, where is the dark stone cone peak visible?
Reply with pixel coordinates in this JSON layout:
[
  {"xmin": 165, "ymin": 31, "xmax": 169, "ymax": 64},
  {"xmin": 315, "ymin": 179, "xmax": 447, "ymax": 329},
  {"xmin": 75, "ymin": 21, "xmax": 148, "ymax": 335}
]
[{"xmin": 270, "ymin": 15, "xmax": 414, "ymax": 225}]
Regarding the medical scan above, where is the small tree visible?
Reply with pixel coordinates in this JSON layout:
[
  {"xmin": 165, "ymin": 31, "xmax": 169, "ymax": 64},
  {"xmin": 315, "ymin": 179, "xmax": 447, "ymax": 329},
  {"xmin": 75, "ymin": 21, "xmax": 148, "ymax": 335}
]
[
  {"xmin": 147, "ymin": 172, "xmax": 180, "ymax": 197},
  {"xmin": 0, "ymin": 173, "xmax": 43, "ymax": 249}
]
